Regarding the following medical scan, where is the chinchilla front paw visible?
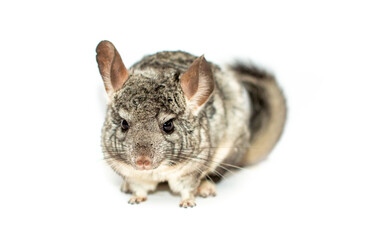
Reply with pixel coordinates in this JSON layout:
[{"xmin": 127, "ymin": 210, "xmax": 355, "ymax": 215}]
[
  {"xmin": 179, "ymin": 198, "xmax": 196, "ymax": 208},
  {"xmin": 128, "ymin": 195, "xmax": 147, "ymax": 204}
]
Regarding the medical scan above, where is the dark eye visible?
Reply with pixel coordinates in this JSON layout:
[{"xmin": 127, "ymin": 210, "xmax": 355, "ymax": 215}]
[
  {"xmin": 163, "ymin": 119, "xmax": 174, "ymax": 134},
  {"xmin": 121, "ymin": 119, "xmax": 130, "ymax": 131}
]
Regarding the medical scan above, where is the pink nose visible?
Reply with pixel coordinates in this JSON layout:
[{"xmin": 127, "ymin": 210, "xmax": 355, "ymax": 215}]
[{"xmin": 136, "ymin": 156, "xmax": 151, "ymax": 169}]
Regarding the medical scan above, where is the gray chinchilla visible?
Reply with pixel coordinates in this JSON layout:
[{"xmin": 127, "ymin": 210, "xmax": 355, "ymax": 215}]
[{"xmin": 96, "ymin": 40, "xmax": 286, "ymax": 207}]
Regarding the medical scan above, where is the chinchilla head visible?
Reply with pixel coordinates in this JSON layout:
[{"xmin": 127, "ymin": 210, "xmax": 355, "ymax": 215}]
[{"xmin": 96, "ymin": 41, "xmax": 215, "ymax": 171}]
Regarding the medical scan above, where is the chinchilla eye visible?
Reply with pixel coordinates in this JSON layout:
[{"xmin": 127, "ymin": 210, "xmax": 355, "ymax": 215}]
[
  {"xmin": 121, "ymin": 119, "xmax": 130, "ymax": 131},
  {"xmin": 162, "ymin": 119, "xmax": 174, "ymax": 134}
]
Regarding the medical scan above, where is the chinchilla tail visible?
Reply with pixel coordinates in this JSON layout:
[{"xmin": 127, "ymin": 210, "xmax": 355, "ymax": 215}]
[{"xmin": 230, "ymin": 62, "xmax": 287, "ymax": 166}]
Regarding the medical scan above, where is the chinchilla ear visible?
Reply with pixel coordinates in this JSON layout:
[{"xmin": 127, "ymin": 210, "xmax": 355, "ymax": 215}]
[
  {"xmin": 96, "ymin": 40, "xmax": 129, "ymax": 96},
  {"xmin": 180, "ymin": 56, "xmax": 215, "ymax": 113}
]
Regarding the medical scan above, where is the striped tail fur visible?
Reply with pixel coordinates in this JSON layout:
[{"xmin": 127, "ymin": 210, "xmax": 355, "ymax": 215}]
[{"xmin": 230, "ymin": 62, "xmax": 287, "ymax": 166}]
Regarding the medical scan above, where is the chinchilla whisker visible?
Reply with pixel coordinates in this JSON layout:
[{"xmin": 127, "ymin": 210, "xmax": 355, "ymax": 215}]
[
  {"xmin": 188, "ymin": 164, "xmax": 220, "ymax": 183},
  {"xmin": 161, "ymin": 146, "xmax": 268, "ymax": 153},
  {"xmin": 185, "ymin": 158, "xmax": 236, "ymax": 176},
  {"xmin": 103, "ymin": 151, "xmax": 127, "ymax": 154},
  {"xmin": 206, "ymin": 175, "xmax": 216, "ymax": 184},
  {"xmin": 190, "ymin": 165, "xmax": 217, "ymax": 184},
  {"xmin": 164, "ymin": 152, "xmax": 247, "ymax": 171},
  {"xmin": 165, "ymin": 154, "xmax": 234, "ymax": 178},
  {"xmin": 103, "ymin": 156, "xmax": 127, "ymax": 160},
  {"xmin": 102, "ymin": 154, "xmax": 129, "ymax": 162}
]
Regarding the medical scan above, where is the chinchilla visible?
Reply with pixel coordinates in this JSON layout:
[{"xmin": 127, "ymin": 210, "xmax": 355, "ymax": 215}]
[{"xmin": 96, "ymin": 40, "xmax": 286, "ymax": 207}]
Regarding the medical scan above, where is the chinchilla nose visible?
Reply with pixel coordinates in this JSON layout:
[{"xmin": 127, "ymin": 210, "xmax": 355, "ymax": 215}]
[
  {"xmin": 135, "ymin": 156, "xmax": 152, "ymax": 170},
  {"xmin": 136, "ymin": 142, "xmax": 153, "ymax": 148}
]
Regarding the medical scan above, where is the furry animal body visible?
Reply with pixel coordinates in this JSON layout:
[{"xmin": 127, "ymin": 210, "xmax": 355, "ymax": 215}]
[{"xmin": 96, "ymin": 41, "xmax": 286, "ymax": 207}]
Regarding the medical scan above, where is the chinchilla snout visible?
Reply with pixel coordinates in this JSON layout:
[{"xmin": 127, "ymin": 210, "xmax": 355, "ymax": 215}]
[
  {"xmin": 132, "ymin": 140, "xmax": 158, "ymax": 170},
  {"xmin": 132, "ymin": 135, "xmax": 159, "ymax": 170},
  {"xmin": 135, "ymin": 156, "xmax": 152, "ymax": 170}
]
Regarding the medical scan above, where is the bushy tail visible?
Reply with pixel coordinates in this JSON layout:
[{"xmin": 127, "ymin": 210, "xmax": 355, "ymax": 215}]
[{"xmin": 230, "ymin": 62, "xmax": 287, "ymax": 166}]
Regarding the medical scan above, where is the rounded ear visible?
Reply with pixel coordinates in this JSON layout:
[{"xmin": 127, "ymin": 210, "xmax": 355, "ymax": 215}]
[
  {"xmin": 96, "ymin": 40, "xmax": 129, "ymax": 96},
  {"xmin": 180, "ymin": 56, "xmax": 215, "ymax": 112}
]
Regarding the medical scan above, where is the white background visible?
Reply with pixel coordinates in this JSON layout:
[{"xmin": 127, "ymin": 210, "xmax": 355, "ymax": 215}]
[{"xmin": 0, "ymin": 0, "xmax": 375, "ymax": 239}]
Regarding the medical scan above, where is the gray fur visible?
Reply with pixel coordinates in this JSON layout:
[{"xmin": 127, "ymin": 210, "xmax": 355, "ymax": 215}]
[{"xmin": 97, "ymin": 43, "xmax": 286, "ymax": 206}]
